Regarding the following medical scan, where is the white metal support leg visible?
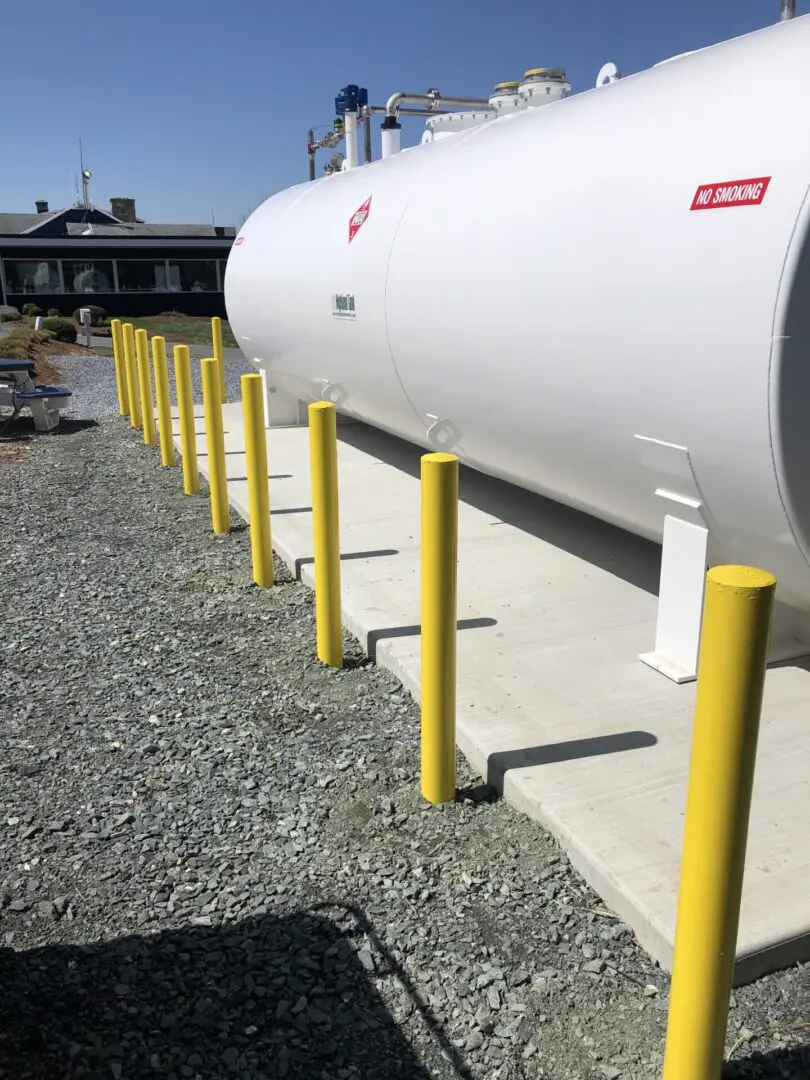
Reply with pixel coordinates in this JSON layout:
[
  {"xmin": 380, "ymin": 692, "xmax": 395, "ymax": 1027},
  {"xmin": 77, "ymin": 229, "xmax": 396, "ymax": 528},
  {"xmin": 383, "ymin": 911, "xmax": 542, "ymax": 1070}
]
[
  {"xmin": 258, "ymin": 372, "xmax": 307, "ymax": 427},
  {"xmin": 259, "ymin": 369, "xmax": 270, "ymax": 429},
  {"xmin": 640, "ymin": 514, "xmax": 709, "ymax": 683}
]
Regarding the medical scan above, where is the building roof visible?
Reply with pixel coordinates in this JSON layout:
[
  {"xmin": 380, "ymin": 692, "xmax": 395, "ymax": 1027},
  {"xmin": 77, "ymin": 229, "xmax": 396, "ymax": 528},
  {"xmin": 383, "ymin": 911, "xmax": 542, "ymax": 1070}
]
[
  {"xmin": 64, "ymin": 222, "xmax": 236, "ymax": 238},
  {"xmin": 0, "ymin": 203, "xmax": 233, "ymax": 240},
  {"xmin": 0, "ymin": 212, "xmax": 61, "ymax": 234}
]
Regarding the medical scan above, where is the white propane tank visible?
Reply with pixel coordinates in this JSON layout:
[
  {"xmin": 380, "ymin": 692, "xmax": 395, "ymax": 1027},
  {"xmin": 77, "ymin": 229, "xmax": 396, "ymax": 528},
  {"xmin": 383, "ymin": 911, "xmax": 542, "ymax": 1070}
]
[{"xmin": 225, "ymin": 15, "xmax": 810, "ymax": 611}]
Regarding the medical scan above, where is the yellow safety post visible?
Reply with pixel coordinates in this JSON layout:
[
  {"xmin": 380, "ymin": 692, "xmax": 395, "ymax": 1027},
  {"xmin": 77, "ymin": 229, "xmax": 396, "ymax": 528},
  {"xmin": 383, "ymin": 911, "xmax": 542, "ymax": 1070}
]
[
  {"xmin": 134, "ymin": 328, "xmax": 156, "ymax": 446},
  {"xmin": 662, "ymin": 565, "xmax": 776, "ymax": 1080},
  {"xmin": 308, "ymin": 401, "xmax": 342, "ymax": 667},
  {"xmin": 420, "ymin": 452, "xmax": 459, "ymax": 805},
  {"xmin": 174, "ymin": 345, "xmax": 199, "ymax": 495},
  {"xmin": 212, "ymin": 315, "xmax": 226, "ymax": 400},
  {"xmin": 151, "ymin": 335, "xmax": 176, "ymax": 467},
  {"xmin": 110, "ymin": 319, "xmax": 129, "ymax": 416},
  {"xmin": 122, "ymin": 322, "xmax": 141, "ymax": 430},
  {"xmin": 241, "ymin": 373, "xmax": 274, "ymax": 587},
  {"xmin": 201, "ymin": 357, "xmax": 230, "ymax": 534}
]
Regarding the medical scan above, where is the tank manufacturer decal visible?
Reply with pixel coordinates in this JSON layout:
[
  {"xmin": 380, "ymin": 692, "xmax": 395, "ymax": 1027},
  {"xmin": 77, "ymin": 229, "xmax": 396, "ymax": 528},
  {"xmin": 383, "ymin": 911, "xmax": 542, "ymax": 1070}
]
[
  {"xmin": 332, "ymin": 293, "xmax": 356, "ymax": 319},
  {"xmin": 349, "ymin": 196, "xmax": 372, "ymax": 242},
  {"xmin": 234, "ymin": 236, "xmax": 244, "ymax": 245},
  {"xmin": 690, "ymin": 176, "xmax": 771, "ymax": 211}
]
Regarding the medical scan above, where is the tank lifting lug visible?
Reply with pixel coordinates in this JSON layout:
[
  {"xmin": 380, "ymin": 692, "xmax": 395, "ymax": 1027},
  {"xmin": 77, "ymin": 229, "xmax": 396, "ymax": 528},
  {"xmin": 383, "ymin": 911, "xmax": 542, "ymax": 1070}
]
[
  {"xmin": 426, "ymin": 414, "xmax": 461, "ymax": 450},
  {"xmin": 320, "ymin": 382, "xmax": 347, "ymax": 407}
]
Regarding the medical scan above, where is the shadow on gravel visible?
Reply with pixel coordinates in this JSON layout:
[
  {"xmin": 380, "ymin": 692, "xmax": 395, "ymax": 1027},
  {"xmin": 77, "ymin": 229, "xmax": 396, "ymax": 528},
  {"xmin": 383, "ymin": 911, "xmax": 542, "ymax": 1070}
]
[
  {"xmin": 0, "ymin": 417, "xmax": 98, "ymax": 440},
  {"xmin": 337, "ymin": 422, "xmax": 661, "ymax": 595},
  {"xmin": 723, "ymin": 1042, "xmax": 810, "ymax": 1078},
  {"xmin": 0, "ymin": 907, "xmax": 440, "ymax": 1080},
  {"xmin": 486, "ymin": 730, "xmax": 658, "ymax": 794}
]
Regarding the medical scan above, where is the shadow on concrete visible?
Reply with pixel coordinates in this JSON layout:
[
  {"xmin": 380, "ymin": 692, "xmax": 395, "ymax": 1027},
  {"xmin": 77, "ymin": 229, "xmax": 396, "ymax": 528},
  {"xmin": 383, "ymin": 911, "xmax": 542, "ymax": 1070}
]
[
  {"xmin": 486, "ymin": 730, "xmax": 658, "ymax": 794},
  {"xmin": 295, "ymin": 548, "xmax": 400, "ymax": 578},
  {"xmin": 337, "ymin": 422, "xmax": 661, "ymax": 595},
  {"xmin": 772, "ymin": 654, "xmax": 810, "ymax": 674},
  {"xmin": 223, "ymin": 474, "xmax": 294, "ymax": 483},
  {"xmin": 0, "ymin": 906, "xmax": 447, "ymax": 1080},
  {"xmin": 367, "ymin": 617, "xmax": 498, "ymax": 662},
  {"xmin": 272, "ymin": 506, "xmax": 312, "ymax": 516}
]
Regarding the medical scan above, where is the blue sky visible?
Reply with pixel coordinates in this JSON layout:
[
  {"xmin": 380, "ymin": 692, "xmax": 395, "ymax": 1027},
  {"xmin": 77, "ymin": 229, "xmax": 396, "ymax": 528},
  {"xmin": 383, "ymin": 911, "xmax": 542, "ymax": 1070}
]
[{"xmin": 4, "ymin": 1, "xmax": 801, "ymax": 227}]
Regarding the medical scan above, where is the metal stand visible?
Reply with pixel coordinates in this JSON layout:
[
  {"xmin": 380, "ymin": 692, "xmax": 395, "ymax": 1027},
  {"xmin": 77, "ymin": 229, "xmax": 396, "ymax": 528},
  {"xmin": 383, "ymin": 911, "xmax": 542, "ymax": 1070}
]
[
  {"xmin": 635, "ymin": 433, "xmax": 810, "ymax": 683},
  {"xmin": 639, "ymin": 514, "xmax": 709, "ymax": 683},
  {"xmin": 261, "ymin": 372, "xmax": 308, "ymax": 428}
]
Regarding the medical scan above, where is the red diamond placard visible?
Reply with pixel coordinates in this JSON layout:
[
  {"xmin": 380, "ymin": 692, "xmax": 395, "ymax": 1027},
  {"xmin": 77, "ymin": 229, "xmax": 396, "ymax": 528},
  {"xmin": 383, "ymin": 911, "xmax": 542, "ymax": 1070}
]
[{"xmin": 349, "ymin": 196, "xmax": 372, "ymax": 242}]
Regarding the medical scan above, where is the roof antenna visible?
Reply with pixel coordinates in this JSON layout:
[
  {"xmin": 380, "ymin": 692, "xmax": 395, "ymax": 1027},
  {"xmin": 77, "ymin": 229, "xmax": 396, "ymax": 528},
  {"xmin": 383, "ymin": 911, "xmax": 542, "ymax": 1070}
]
[{"xmin": 79, "ymin": 138, "xmax": 92, "ymax": 214}]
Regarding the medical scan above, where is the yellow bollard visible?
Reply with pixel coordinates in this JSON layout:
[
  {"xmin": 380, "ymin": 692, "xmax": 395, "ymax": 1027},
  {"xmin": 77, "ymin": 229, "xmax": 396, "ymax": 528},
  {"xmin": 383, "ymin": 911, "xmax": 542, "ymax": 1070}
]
[
  {"xmin": 174, "ymin": 345, "xmax": 199, "ymax": 495},
  {"xmin": 151, "ymin": 335, "xmax": 176, "ymax": 467},
  {"xmin": 241, "ymin": 373, "xmax": 274, "ymax": 587},
  {"xmin": 110, "ymin": 319, "xmax": 129, "ymax": 416},
  {"xmin": 134, "ymin": 328, "xmax": 156, "ymax": 445},
  {"xmin": 201, "ymin": 357, "xmax": 230, "ymax": 534},
  {"xmin": 420, "ymin": 452, "xmax": 459, "ymax": 805},
  {"xmin": 212, "ymin": 315, "xmax": 226, "ymax": 400},
  {"xmin": 308, "ymin": 401, "xmax": 342, "ymax": 667},
  {"xmin": 122, "ymin": 322, "xmax": 141, "ymax": 430},
  {"xmin": 662, "ymin": 565, "xmax": 776, "ymax": 1080}
]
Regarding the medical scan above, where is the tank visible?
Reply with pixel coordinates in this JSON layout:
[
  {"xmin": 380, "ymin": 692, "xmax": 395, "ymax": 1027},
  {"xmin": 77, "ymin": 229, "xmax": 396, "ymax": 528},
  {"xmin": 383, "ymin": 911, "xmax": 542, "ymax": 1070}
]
[{"xmin": 225, "ymin": 15, "xmax": 810, "ymax": 611}]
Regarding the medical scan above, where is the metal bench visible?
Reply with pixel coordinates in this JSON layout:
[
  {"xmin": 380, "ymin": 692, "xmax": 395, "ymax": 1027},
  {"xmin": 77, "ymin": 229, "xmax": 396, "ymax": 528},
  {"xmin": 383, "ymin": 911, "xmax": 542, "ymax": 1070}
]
[{"xmin": 0, "ymin": 359, "xmax": 72, "ymax": 432}]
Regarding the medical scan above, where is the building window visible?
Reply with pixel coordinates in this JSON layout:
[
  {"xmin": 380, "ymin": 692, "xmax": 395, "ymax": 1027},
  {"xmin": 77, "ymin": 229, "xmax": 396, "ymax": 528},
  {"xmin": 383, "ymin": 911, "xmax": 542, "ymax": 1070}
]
[
  {"xmin": 62, "ymin": 260, "xmax": 115, "ymax": 293},
  {"xmin": 117, "ymin": 259, "xmax": 169, "ymax": 292},
  {"xmin": 3, "ymin": 259, "xmax": 61, "ymax": 294},
  {"xmin": 167, "ymin": 259, "xmax": 218, "ymax": 292}
]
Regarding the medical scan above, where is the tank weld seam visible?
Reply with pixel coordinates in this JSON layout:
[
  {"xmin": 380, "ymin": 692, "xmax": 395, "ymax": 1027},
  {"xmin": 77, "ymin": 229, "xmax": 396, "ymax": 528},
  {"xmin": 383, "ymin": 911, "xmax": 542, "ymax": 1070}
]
[{"xmin": 381, "ymin": 120, "xmax": 501, "ymax": 435}]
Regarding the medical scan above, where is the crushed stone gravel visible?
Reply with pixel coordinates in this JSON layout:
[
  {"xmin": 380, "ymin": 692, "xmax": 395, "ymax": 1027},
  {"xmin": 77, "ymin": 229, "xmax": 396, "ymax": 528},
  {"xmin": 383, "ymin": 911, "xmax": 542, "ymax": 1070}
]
[
  {"xmin": 54, "ymin": 349, "xmax": 252, "ymax": 422},
  {"xmin": 0, "ymin": 370, "xmax": 808, "ymax": 1079}
]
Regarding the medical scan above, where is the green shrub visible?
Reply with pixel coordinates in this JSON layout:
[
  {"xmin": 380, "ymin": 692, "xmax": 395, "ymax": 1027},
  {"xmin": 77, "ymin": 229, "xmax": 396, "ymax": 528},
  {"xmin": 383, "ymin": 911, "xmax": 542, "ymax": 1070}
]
[
  {"xmin": 41, "ymin": 317, "xmax": 77, "ymax": 343},
  {"xmin": 47, "ymin": 307, "xmax": 61, "ymax": 317},
  {"xmin": 22, "ymin": 302, "xmax": 44, "ymax": 317},
  {"xmin": 72, "ymin": 305, "xmax": 106, "ymax": 325},
  {"xmin": 0, "ymin": 308, "xmax": 22, "ymax": 323}
]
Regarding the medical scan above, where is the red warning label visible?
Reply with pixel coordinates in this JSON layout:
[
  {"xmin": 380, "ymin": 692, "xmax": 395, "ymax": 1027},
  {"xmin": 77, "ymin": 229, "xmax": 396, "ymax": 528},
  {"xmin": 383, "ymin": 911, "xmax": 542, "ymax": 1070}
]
[
  {"xmin": 690, "ymin": 176, "xmax": 771, "ymax": 211},
  {"xmin": 349, "ymin": 196, "xmax": 372, "ymax": 242}
]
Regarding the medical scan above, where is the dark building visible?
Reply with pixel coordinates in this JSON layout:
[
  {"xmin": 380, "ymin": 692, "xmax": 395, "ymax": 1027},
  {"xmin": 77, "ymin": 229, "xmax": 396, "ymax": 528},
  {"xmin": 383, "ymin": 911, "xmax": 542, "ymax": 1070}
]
[{"xmin": 0, "ymin": 198, "xmax": 235, "ymax": 317}]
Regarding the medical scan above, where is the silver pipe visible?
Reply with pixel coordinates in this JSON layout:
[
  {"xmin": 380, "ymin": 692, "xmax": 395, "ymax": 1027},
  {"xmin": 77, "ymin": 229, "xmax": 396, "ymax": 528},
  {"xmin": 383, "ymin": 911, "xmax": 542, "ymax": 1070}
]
[
  {"xmin": 364, "ymin": 104, "xmax": 450, "ymax": 117},
  {"xmin": 780, "ymin": 0, "xmax": 796, "ymax": 18},
  {"xmin": 384, "ymin": 89, "xmax": 491, "ymax": 117},
  {"xmin": 363, "ymin": 113, "xmax": 372, "ymax": 164}
]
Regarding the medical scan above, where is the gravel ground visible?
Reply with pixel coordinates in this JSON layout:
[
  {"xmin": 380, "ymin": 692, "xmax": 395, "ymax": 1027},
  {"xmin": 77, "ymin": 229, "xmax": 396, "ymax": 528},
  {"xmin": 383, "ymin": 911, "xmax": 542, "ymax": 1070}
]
[
  {"xmin": 55, "ymin": 350, "xmax": 252, "ymax": 422},
  {"xmin": 1, "ymin": 365, "xmax": 809, "ymax": 1079}
]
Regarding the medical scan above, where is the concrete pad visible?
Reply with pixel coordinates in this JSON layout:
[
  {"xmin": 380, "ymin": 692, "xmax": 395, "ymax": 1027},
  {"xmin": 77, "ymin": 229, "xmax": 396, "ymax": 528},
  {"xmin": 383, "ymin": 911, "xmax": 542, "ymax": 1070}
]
[{"xmin": 173, "ymin": 404, "xmax": 810, "ymax": 985}]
